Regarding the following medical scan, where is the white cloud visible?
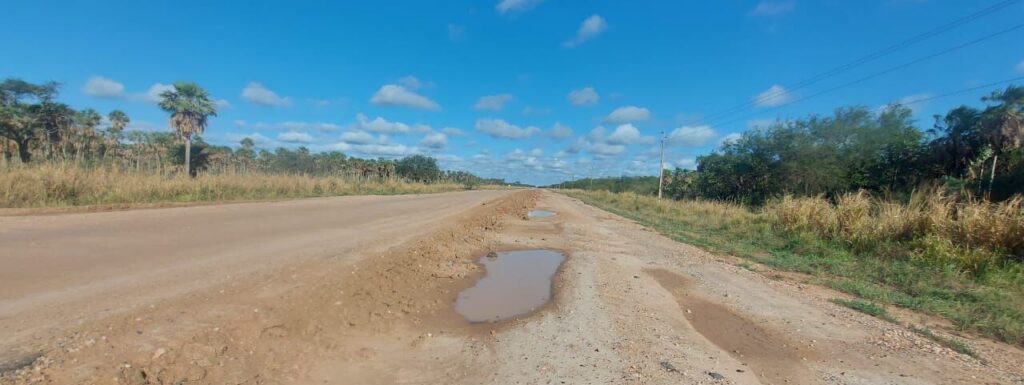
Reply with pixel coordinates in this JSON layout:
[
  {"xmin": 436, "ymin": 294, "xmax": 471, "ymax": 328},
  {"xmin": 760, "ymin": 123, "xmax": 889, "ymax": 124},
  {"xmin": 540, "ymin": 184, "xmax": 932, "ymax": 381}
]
[
  {"xmin": 1017, "ymin": 60, "xmax": 1024, "ymax": 73},
  {"xmin": 281, "ymin": 121, "xmax": 340, "ymax": 132},
  {"xmin": 398, "ymin": 76, "xmax": 424, "ymax": 90},
  {"xmin": 568, "ymin": 86, "xmax": 599, "ymax": 106},
  {"xmin": 83, "ymin": 76, "xmax": 125, "ymax": 98},
  {"xmin": 475, "ymin": 118, "xmax": 541, "ymax": 139},
  {"xmin": 604, "ymin": 106, "xmax": 651, "ymax": 124},
  {"xmin": 677, "ymin": 158, "xmax": 697, "ymax": 170},
  {"xmin": 551, "ymin": 122, "xmax": 573, "ymax": 139},
  {"xmin": 352, "ymin": 143, "xmax": 414, "ymax": 157},
  {"xmin": 448, "ymin": 24, "xmax": 465, "ymax": 41},
  {"xmin": 278, "ymin": 131, "xmax": 314, "ymax": 143},
  {"xmin": 496, "ymin": 0, "xmax": 543, "ymax": 14},
  {"xmin": 214, "ymin": 99, "xmax": 231, "ymax": 108},
  {"xmin": 588, "ymin": 142, "xmax": 626, "ymax": 156},
  {"xmin": 668, "ymin": 125, "xmax": 717, "ymax": 147},
  {"xmin": 140, "ymin": 83, "xmax": 174, "ymax": 103},
  {"xmin": 313, "ymin": 99, "xmax": 331, "ymax": 107},
  {"xmin": 753, "ymin": 84, "xmax": 792, "ymax": 107},
  {"xmin": 521, "ymin": 106, "xmax": 552, "ymax": 117},
  {"xmin": 441, "ymin": 127, "xmax": 464, "ymax": 136},
  {"xmin": 340, "ymin": 131, "xmax": 381, "ymax": 145},
  {"xmin": 352, "ymin": 113, "xmax": 429, "ymax": 134},
  {"xmin": 233, "ymin": 120, "xmax": 247, "ymax": 128},
  {"xmin": 720, "ymin": 132, "xmax": 743, "ymax": 146},
  {"xmin": 563, "ymin": 14, "xmax": 607, "ymax": 48},
  {"xmin": 370, "ymin": 84, "xmax": 440, "ymax": 111},
  {"xmin": 750, "ymin": 1, "xmax": 796, "ymax": 16},
  {"xmin": 606, "ymin": 124, "xmax": 653, "ymax": 145},
  {"xmin": 420, "ymin": 132, "xmax": 448, "ymax": 149},
  {"xmin": 242, "ymin": 82, "xmax": 292, "ymax": 107},
  {"xmin": 474, "ymin": 94, "xmax": 514, "ymax": 111},
  {"xmin": 530, "ymin": 148, "xmax": 544, "ymax": 157}
]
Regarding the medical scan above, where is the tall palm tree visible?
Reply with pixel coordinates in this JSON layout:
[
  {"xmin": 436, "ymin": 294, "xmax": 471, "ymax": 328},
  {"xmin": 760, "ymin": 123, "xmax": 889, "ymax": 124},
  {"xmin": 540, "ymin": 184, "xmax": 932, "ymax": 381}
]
[
  {"xmin": 106, "ymin": 110, "xmax": 129, "ymax": 158},
  {"xmin": 157, "ymin": 82, "xmax": 217, "ymax": 176}
]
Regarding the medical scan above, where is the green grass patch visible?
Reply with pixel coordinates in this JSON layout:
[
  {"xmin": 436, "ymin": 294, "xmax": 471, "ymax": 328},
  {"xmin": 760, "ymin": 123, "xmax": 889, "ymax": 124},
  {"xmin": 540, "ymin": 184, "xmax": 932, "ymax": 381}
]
[
  {"xmin": 909, "ymin": 325, "xmax": 978, "ymax": 358},
  {"xmin": 565, "ymin": 190, "xmax": 1024, "ymax": 346},
  {"xmin": 830, "ymin": 298, "xmax": 899, "ymax": 323}
]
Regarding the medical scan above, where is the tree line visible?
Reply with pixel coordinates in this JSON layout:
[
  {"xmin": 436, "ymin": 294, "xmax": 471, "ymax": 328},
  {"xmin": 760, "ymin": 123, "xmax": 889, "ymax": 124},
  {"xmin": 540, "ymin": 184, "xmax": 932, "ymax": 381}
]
[
  {"xmin": 561, "ymin": 86, "xmax": 1022, "ymax": 204},
  {"xmin": 0, "ymin": 78, "xmax": 501, "ymax": 185}
]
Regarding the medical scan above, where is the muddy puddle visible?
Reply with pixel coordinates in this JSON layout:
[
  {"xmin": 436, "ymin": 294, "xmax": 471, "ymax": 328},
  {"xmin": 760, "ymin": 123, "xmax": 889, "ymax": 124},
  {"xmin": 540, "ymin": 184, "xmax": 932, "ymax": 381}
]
[
  {"xmin": 645, "ymin": 268, "xmax": 818, "ymax": 384},
  {"xmin": 527, "ymin": 209, "xmax": 556, "ymax": 218},
  {"xmin": 454, "ymin": 249, "xmax": 565, "ymax": 323}
]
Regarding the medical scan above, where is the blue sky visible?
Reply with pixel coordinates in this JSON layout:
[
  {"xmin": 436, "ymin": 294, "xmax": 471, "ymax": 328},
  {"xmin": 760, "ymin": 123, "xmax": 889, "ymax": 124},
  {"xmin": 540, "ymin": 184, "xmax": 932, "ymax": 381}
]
[{"xmin": 3, "ymin": 0, "xmax": 1023, "ymax": 185}]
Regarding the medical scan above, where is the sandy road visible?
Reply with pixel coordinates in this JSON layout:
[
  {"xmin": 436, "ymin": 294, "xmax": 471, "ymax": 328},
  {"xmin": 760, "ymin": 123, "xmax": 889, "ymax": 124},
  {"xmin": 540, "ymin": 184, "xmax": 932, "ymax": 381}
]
[
  {"xmin": 0, "ymin": 190, "xmax": 511, "ymax": 358},
  {"xmin": 2, "ymin": 189, "xmax": 1024, "ymax": 384}
]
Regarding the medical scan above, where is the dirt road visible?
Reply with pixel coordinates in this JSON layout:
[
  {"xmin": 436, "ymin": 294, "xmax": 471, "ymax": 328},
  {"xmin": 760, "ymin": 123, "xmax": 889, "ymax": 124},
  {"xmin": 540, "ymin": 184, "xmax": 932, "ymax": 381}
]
[{"xmin": 2, "ymin": 190, "xmax": 1022, "ymax": 384}]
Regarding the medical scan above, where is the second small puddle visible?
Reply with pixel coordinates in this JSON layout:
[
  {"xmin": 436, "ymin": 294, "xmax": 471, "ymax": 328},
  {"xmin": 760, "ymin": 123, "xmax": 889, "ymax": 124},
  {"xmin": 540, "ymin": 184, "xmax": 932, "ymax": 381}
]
[
  {"xmin": 528, "ymin": 209, "xmax": 556, "ymax": 218},
  {"xmin": 454, "ymin": 249, "xmax": 565, "ymax": 323}
]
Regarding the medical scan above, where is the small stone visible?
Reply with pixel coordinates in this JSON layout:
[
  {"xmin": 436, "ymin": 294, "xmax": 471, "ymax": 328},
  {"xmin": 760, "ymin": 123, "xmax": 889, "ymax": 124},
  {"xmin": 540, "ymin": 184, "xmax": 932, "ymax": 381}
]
[
  {"xmin": 152, "ymin": 348, "xmax": 166, "ymax": 360},
  {"xmin": 659, "ymin": 362, "xmax": 677, "ymax": 373},
  {"xmin": 708, "ymin": 372, "xmax": 725, "ymax": 381}
]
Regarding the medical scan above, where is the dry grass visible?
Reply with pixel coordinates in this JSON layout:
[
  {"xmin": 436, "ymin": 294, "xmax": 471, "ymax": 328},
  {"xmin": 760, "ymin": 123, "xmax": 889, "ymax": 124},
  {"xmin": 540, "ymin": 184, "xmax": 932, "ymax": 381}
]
[
  {"xmin": 566, "ymin": 188, "xmax": 1024, "ymax": 345},
  {"xmin": 0, "ymin": 164, "xmax": 464, "ymax": 209},
  {"xmin": 766, "ymin": 190, "xmax": 1024, "ymax": 270}
]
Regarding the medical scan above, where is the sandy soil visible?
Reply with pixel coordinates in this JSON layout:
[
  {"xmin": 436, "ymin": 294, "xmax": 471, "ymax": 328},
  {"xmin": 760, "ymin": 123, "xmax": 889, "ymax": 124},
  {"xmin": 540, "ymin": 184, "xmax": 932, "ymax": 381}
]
[{"xmin": 2, "ymin": 190, "xmax": 1023, "ymax": 384}]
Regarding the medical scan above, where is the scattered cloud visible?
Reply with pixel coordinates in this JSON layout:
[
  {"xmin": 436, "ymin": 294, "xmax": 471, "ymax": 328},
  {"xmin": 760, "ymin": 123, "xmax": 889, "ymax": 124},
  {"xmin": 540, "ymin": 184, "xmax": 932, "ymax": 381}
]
[
  {"xmin": 668, "ymin": 125, "xmax": 716, "ymax": 147},
  {"xmin": 370, "ymin": 84, "xmax": 440, "ymax": 110},
  {"xmin": 420, "ymin": 132, "xmax": 448, "ymax": 150},
  {"xmin": 677, "ymin": 158, "xmax": 697, "ymax": 170},
  {"xmin": 281, "ymin": 121, "xmax": 339, "ymax": 132},
  {"xmin": 214, "ymin": 99, "xmax": 231, "ymax": 108},
  {"xmin": 474, "ymin": 93, "xmax": 514, "ymax": 111},
  {"xmin": 475, "ymin": 118, "xmax": 541, "ymax": 139},
  {"xmin": 340, "ymin": 131, "xmax": 381, "ymax": 145},
  {"xmin": 397, "ymin": 76, "xmax": 427, "ymax": 90},
  {"xmin": 83, "ymin": 76, "xmax": 125, "ymax": 98},
  {"xmin": 551, "ymin": 122, "xmax": 573, "ymax": 139},
  {"xmin": 140, "ymin": 83, "xmax": 174, "ymax": 103},
  {"xmin": 278, "ymin": 131, "xmax": 314, "ymax": 143},
  {"xmin": 564, "ymin": 14, "xmax": 607, "ymax": 48},
  {"xmin": 606, "ymin": 124, "xmax": 654, "ymax": 145},
  {"xmin": 720, "ymin": 132, "xmax": 743, "ymax": 146},
  {"xmin": 496, "ymin": 0, "xmax": 544, "ymax": 14},
  {"xmin": 753, "ymin": 84, "xmax": 792, "ymax": 107},
  {"xmin": 604, "ymin": 106, "xmax": 651, "ymax": 124},
  {"xmin": 313, "ymin": 99, "xmax": 331, "ymax": 107},
  {"xmin": 352, "ymin": 113, "xmax": 429, "ymax": 134},
  {"xmin": 241, "ymin": 82, "xmax": 292, "ymax": 107},
  {"xmin": 897, "ymin": 93, "xmax": 933, "ymax": 113},
  {"xmin": 521, "ymin": 106, "xmax": 552, "ymax": 117},
  {"xmin": 1016, "ymin": 60, "xmax": 1024, "ymax": 73},
  {"xmin": 441, "ymin": 127, "xmax": 464, "ymax": 136},
  {"xmin": 448, "ymin": 24, "xmax": 465, "ymax": 41},
  {"xmin": 750, "ymin": 1, "xmax": 796, "ymax": 16},
  {"xmin": 568, "ymin": 86, "xmax": 599, "ymax": 106}
]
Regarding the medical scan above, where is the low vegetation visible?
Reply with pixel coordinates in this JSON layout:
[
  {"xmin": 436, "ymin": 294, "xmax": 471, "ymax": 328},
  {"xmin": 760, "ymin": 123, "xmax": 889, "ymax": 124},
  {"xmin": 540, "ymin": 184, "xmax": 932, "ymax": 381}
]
[
  {"xmin": 0, "ymin": 163, "xmax": 463, "ymax": 209},
  {"xmin": 830, "ymin": 298, "xmax": 899, "ymax": 323},
  {"xmin": 567, "ymin": 189, "xmax": 1024, "ymax": 346}
]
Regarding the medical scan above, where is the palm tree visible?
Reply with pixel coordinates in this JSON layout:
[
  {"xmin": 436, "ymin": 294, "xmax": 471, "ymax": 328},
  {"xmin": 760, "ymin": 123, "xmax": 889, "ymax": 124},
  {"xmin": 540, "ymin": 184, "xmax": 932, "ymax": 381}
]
[
  {"xmin": 106, "ymin": 110, "xmax": 129, "ymax": 159},
  {"xmin": 157, "ymin": 82, "xmax": 217, "ymax": 176}
]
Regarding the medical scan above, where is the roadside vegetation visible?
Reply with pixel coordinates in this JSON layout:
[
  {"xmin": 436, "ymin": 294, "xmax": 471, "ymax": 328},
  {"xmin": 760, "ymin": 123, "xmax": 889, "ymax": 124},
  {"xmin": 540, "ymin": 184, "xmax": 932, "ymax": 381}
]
[
  {"xmin": 0, "ymin": 78, "xmax": 505, "ymax": 208},
  {"xmin": 559, "ymin": 85, "xmax": 1024, "ymax": 346}
]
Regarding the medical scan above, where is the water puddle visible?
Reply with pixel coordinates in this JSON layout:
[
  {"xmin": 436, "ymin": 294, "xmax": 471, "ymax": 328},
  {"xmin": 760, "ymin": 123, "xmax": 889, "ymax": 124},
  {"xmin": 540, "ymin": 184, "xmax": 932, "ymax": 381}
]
[
  {"xmin": 454, "ymin": 249, "xmax": 565, "ymax": 322},
  {"xmin": 528, "ymin": 209, "xmax": 556, "ymax": 218}
]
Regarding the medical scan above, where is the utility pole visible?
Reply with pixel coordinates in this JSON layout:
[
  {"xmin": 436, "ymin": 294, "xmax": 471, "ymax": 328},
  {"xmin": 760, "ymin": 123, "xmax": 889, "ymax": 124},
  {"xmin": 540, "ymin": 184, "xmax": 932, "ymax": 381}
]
[{"xmin": 657, "ymin": 130, "xmax": 666, "ymax": 199}]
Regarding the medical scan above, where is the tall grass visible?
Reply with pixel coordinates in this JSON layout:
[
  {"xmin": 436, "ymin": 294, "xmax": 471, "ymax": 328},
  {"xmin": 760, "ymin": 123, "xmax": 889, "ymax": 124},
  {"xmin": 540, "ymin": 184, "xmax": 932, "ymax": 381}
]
[
  {"xmin": 0, "ymin": 163, "xmax": 463, "ymax": 209},
  {"xmin": 566, "ymin": 189, "xmax": 1024, "ymax": 345},
  {"xmin": 767, "ymin": 190, "xmax": 1024, "ymax": 272}
]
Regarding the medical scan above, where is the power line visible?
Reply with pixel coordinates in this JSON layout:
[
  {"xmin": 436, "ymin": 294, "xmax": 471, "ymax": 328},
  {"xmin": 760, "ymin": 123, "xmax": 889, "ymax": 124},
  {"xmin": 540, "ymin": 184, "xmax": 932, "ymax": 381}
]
[
  {"xmin": 690, "ymin": 0, "xmax": 1021, "ymax": 125},
  {"xmin": 706, "ymin": 22, "xmax": 1024, "ymax": 128},
  {"xmin": 897, "ymin": 76, "xmax": 1024, "ymax": 106}
]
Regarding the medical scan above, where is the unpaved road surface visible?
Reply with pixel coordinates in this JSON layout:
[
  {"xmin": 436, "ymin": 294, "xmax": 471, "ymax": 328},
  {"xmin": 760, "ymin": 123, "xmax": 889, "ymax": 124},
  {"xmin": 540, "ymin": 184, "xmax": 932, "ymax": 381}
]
[{"xmin": 2, "ymin": 190, "xmax": 1023, "ymax": 384}]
